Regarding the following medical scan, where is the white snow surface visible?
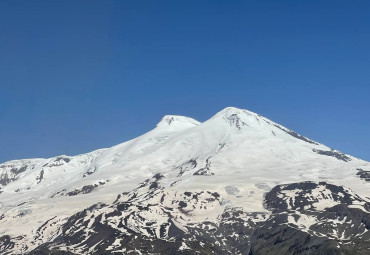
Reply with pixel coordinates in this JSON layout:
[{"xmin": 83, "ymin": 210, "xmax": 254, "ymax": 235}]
[{"xmin": 1, "ymin": 107, "xmax": 370, "ymax": 252}]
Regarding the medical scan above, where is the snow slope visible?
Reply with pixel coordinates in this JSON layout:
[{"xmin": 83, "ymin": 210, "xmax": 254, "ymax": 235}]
[{"xmin": 0, "ymin": 107, "xmax": 369, "ymax": 254}]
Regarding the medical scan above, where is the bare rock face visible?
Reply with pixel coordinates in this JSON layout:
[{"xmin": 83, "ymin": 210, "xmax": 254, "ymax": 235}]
[{"xmin": 22, "ymin": 181, "xmax": 370, "ymax": 255}]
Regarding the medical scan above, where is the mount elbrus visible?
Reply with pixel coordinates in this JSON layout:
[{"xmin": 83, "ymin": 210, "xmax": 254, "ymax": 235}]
[{"xmin": 1, "ymin": 107, "xmax": 370, "ymax": 255}]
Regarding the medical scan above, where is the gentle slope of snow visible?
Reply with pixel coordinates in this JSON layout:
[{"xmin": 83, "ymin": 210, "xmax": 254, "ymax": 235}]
[{"xmin": 0, "ymin": 107, "xmax": 369, "ymax": 253}]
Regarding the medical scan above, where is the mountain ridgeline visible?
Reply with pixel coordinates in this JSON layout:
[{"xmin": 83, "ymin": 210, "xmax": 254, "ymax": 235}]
[{"xmin": 0, "ymin": 107, "xmax": 370, "ymax": 254}]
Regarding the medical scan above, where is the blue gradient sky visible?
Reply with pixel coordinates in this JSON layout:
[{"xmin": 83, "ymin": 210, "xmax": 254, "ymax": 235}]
[{"xmin": 1, "ymin": 1, "xmax": 370, "ymax": 162}]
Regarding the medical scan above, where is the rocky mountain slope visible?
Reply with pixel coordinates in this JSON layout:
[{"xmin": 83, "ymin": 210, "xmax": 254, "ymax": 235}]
[{"xmin": 0, "ymin": 107, "xmax": 369, "ymax": 254}]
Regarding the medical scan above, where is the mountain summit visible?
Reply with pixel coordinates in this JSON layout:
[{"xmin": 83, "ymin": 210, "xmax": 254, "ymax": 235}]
[
  {"xmin": 1, "ymin": 107, "xmax": 370, "ymax": 254},
  {"xmin": 155, "ymin": 115, "xmax": 200, "ymax": 130}
]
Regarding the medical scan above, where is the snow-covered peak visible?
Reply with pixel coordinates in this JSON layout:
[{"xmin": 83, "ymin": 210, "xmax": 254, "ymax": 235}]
[
  {"xmin": 207, "ymin": 107, "xmax": 262, "ymax": 130},
  {"xmin": 211, "ymin": 107, "xmax": 261, "ymax": 121},
  {"xmin": 213, "ymin": 106, "xmax": 255, "ymax": 117},
  {"xmin": 155, "ymin": 115, "xmax": 200, "ymax": 131},
  {"xmin": 1, "ymin": 106, "xmax": 369, "ymax": 255}
]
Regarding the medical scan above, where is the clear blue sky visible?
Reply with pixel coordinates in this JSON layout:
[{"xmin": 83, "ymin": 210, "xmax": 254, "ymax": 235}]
[{"xmin": 1, "ymin": 1, "xmax": 370, "ymax": 162}]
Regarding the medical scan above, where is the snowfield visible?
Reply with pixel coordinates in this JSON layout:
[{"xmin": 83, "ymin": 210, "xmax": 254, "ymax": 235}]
[{"xmin": 1, "ymin": 107, "xmax": 370, "ymax": 254}]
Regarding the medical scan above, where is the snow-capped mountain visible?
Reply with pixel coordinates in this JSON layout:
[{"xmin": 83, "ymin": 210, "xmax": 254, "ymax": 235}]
[{"xmin": 1, "ymin": 107, "xmax": 370, "ymax": 254}]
